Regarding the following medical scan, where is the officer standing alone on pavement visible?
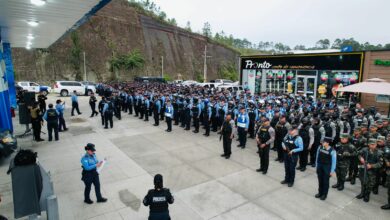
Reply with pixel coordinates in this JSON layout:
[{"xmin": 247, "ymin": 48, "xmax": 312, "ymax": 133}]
[
  {"xmin": 71, "ymin": 90, "xmax": 82, "ymax": 116},
  {"xmin": 143, "ymin": 174, "xmax": 174, "ymax": 220},
  {"xmin": 281, "ymin": 125, "xmax": 303, "ymax": 187},
  {"xmin": 220, "ymin": 114, "xmax": 235, "ymax": 159},
  {"xmin": 256, "ymin": 118, "xmax": 275, "ymax": 174},
  {"xmin": 81, "ymin": 143, "xmax": 107, "ymax": 204},
  {"xmin": 165, "ymin": 100, "xmax": 174, "ymax": 132},
  {"xmin": 89, "ymin": 93, "xmax": 98, "ymax": 117},
  {"xmin": 43, "ymin": 103, "xmax": 59, "ymax": 141},
  {"xmin": 236, "ymin": 107, "xmax": 249, "ymax": 149},
  {"xmin": 315, "ymin": 137, "xmax": 337, "ymax": 201}
]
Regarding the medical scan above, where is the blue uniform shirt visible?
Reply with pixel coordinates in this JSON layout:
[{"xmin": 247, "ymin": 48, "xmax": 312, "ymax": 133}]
[
  {"xmin": 237, "ymin": 112, "xmax": 249, "ymax": 129},
  {"xmin": 282, "ymin": 135, "xmax": 304, "ymax": 153},
  {"xmin": 315, "ymin": 146, "xmax": 337, "ymax": 173},
  {"xmin": 71, "ymin": 94, "xmax": 78, "ymax": 103},
  {"xmin": 155, "ymin": 100, "xmax": 161, "ymax": 113},
  {"xmin": 55, "ymin": 104, "xmax": 65, "ymax": 116},
  {"xmin": 165, "ymin": 105, "xmax": 174, "ymax": 118},
  {"xmin": 81, "ymin": 153, "xmax": 99, "ymax": 171}
]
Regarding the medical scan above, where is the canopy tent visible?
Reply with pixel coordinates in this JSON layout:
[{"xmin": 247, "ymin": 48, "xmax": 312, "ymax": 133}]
[
  {"xmin": 337, "ymin": 78, "xmax": 390, "ymax": 95},
  {"xmin": 337, "ymin": 78, "xmax": 390, "ymax": 117}
]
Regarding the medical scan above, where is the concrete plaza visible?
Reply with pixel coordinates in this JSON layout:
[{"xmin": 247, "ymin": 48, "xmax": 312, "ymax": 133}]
[{"xmin": 0, "ymin": 95, "xmax": 389, "ymax": 220}]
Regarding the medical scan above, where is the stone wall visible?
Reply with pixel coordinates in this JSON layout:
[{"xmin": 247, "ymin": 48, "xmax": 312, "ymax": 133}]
[{"xmin": 11, "ymin": 0, "xmax": 239, "ymax": 84}]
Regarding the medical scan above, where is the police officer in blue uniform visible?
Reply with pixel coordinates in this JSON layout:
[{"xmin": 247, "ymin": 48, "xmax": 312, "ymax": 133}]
[
  {"xmin": 315, "ymin": 137, "xmax": 337, "ymax": 200},
  {"xmin": 191, "ymin": 98, "xmax": 202, "ymax": 133},
  {"xmin": 143, "ymin": 174, "xmax": 174, "ymax": 220},
  {"xmin": 103, "ymin": 98, "xmax": 114, "ymax": 129},
  {"xmin": 236, "ymin": 107, "xmax": 249, "ymax": 149},
  {"xmin": 81, "ymin": 143, "xmax": 107, "ymax": 204},
  {"xmin": 153, "ymin": 96, "xmax": 161, "ymax": 126},
  {"xmin": 281, "ymin": 125, "xmax": 303, "ymax": 187},
  {"xmin": 165, "ymin": 100, "xmax": 174, "ymax": 132}
]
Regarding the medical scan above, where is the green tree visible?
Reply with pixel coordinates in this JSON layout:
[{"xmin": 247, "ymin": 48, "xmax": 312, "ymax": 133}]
[
  {"xmin": 218, "ymin": 63, "xmax": 238, "ymax": 81},
  {"xmin": 70, "ymin": 31, "xmax": 82, "ymax": 81},
  {"xmin": 167, "ymin": 18, "xmax": 177, "ymax": 26},
  {"xmin": 294, "ymin": 45, "xmax": 306, "ymax": 50},
  {"xmin": 315, "ymin": 39, "xmax": 330, "ymax": 49},
  {"xmin": 202, "ymin": 22, "xmax": 212, "ymax": 38},
  {"xmin": 185, "ymin": 21, "xmax": 192, "ymax": 32},
  {"xmin": 109, "ymin": 50, "xmax": 145, "ymax": 78}
]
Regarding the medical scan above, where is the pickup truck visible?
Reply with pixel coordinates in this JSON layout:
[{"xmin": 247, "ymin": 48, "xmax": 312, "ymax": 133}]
[{"xmin": 17, "ymin": 81, "xmax": 52, "ymax": 95}]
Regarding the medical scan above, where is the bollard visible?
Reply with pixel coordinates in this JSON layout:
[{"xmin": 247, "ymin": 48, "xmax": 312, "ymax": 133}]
[{"xmin": 46, "ymin": 195, "xmax": 59, "ymax": 220}]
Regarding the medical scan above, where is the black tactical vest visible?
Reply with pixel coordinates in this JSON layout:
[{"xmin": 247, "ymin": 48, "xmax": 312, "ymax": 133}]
[
  {"xmin": 258, "ymin": 126, "xmax": 271, "ymax": 143},
  {"xmin": 46, "ymin": 109, "xmax": 58, "ymax": 122},
  {"xmin": 318, "ymin": 146, "xmax": 333, "ymax": 165}
]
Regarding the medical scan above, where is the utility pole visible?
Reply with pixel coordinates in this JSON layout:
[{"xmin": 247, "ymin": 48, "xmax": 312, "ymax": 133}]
[
  {"xmin": 202, "ymin": 45, "xmax": 212, "ymax": 83},
  {"xmin": 83, "ymin": 51, "xmax": 87, "ymax": 81},
  {"xmin": 161, "ymin": 56, "xmax": 164, "ymax": 78}
]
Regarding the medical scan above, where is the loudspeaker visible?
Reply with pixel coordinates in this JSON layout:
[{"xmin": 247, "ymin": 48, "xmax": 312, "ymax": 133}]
[
  {"xmin": 18, "ymin": 103, "xmax": 31, "ymax": 124},
  {"xmin": 24, "ymin": 92, "xmax": 36, "ymax": 107}
]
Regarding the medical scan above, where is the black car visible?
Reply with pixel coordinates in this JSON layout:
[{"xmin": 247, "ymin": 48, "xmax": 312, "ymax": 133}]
[{"xmin": 0, "ymin": 130, "xmax": 17, "ymax": 159}]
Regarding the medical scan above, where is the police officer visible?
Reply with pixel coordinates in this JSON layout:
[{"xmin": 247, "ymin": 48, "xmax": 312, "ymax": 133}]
[
  {"xmin": 322, "ymin": 115, "xmax": 336, "ymax": 145},
  {"xmin": 37, "ymin": 91, "xmax": 47, "ymax": 113},
  {"xmin": 347, "ymin": 127, "xmax": 366, "ymax": 185},
  {"xmin": 203, "ymin": 99, "xmax": 212, "ymax": 136},
  {"xmin": 236, "ymin": 107, "xmax": 249, "ymax": 149},
  {"xmin": 81, "ymin": 143, "xmax": 107, "ymax": 204},
  {"xmin": 153, "ymin": 96, "xmax": 161, "ymax": 126},
  {"xmin": 144, "ymin": 96, "xmax": 150, "ymax": 122},
  {"xmin": 256, "ymin": 118, "xmax": 275, "ymax": 174},
  {"xmin": 127, "ymin": 92, "xmax": 133, "ymax": 115},
  {"xmin": 332, "ymin": 133, "xmax": 356, "ymax": 191},
  {"xmin": 281, "ymin": 125, "xmax": 303, "ymax": 187},
  {"xmin": 98, "ymin": 97, "xmax": 106, "ymax": 126},
  {"xmin": 165, "ymin": 100, "xmax": 174, "ymax": 132},
  {"xmin": 310, "ymin": 117, "xmax": 325, "ymax": 167},
  {"xmin": 175, "ymin": 97, "xmax": 183, "ymax": 126},
  {"xmin": 43, "ymin": 103, "xmax": 59, "ymax": 141},
  {"xmin": 247, "ymin": 101, "xmax": 258, "ymax": 139},
  {"xmin": 220, "ymin": 114, "xmax": 235, "ymax": 159},
  {"xmin": 381, "ymin": 145, "xmax": 390, "ymax": 210},
  {"xmin": 56, "ymin": 99, "xmax": 67, "ymax": 132},
  {"xmin": 143, "ymin": 174, "xmax": 174, "ymax": 220},
  {"xmin": 191, "ymin": 98, "xmax": 202, "ymax": 133},
  {"xmin": 315, "ymin": 137, "xmax": 337, "ymax": 201},
  {"xmin": 353, "ymin": 109, "xmax": 368, "ymax": 129},
  {"xmin": 274, "ymin": 115, "xmax": 291, "ymax": 163},
  {"xmin": 89, "ymin": 92, "xmax": 99, "ymax": 117},
  {"xmin": 103, "ymin": 98, "xmax": 114, "ymax": 129},
  {"xmin": 297, "ymin": 117, "xmax": 314, "ymax": 172},
  {"xmin": 356, "ymin": 138, "xmax": 384, "ymax": 202},
  {"xmin": 71, "ymin": 90, "xmax": 82, "ymax": 116},
  {"xmin": 184, "ymin": 98, "xmax": 191, "ymax": 130},
  {"xmin": 29, "ymin": 102, "xmax": 44, "ymax": 142}
]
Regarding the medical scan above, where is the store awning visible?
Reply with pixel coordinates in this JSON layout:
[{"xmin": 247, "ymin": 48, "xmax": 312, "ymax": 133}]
[
  {"xmin": 0, "ymin": 0, "xmax": 111, "ymax": 48},
  {"xmin": 337, "ymin": 78, "xmax": 390, "ymax": 95}
]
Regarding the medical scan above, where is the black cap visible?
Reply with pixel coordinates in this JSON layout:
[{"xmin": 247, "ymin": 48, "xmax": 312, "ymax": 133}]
[
  {"xmin": 323, "ymin": 137, "xmax": 333, "ymax": 143},
  {"xmin": 154, "ymin": 174, "xmax": 163, "ymax": 189},
  {"xmin": 291, "ymin": 124, "xmax": 299, "ymax": 130},
  {"xmin": 85, "ymin": 143, "xmax": 96, "ymax": 151}
]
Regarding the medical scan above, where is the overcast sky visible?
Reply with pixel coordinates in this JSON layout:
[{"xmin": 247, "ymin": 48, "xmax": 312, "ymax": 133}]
[{"xmin": 152, "ymin": 0, "xmax": 390, "ymax": 47}]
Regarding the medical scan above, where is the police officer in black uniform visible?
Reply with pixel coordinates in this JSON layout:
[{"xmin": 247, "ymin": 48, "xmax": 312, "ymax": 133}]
[
  {"xmin": 89, "ymin": 92, "xmax": 99, "ymax": 117},
  {"xmin": 44, "ymin": 104, "xmax": 59, "ymax": 141},
  {"xmin": 220, "ymin": 114, "xmax": 235, "ymax": 159},
  {"xmin": 143, "ymin": 174, "xmax": 174, "ymax": 220},
  {"xmin": 98, "ymin": 96, "xmax": 106, "ymax": 126},
  {"xmin": 274, "ymin": 115, "xmax": 290, "ymax": 163},
  {"xmin": 184, "ymin": 98, "xmax": 191, "ymax": 131},
  {"xmin": 256, "ymin": 118, "xmax": 275, "ymax": 174},
  {"xmin": 37, "ymin": 91, "xmax": 47, "ymax": 113},
  {"xmin": 315, "ymin": 137, "xmax": 337, "ymax": 201}
]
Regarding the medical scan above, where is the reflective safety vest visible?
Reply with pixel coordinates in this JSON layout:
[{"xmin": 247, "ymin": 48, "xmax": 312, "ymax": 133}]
[{"xmin": 237, "ymin": 113, "xmax": 247, "ymax": 128}]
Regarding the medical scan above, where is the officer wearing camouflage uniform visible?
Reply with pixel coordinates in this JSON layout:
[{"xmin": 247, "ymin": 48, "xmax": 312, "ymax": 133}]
[
  {"xmin": 256, "ymin": 118, "xmax": 275, "ymax": 174},
  {"xmin": 356, "ymin": 138, "xmax": 384, "ymax": 202},
  {"xmin": 347, "ymin": 127, "xmax": 366, "ymax": 185},
  {"xmin": 332, "ymin": 133, "xmax": 356, "ymax": 191},
  {"xmin": 381, "ymin": 144, "xmax": 390, "ymax": 210}
]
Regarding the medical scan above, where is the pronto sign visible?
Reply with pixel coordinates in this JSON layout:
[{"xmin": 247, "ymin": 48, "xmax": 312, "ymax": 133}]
[{"xmin": 375, "ymin": 59, "xmax": 390, "ymax": 67}]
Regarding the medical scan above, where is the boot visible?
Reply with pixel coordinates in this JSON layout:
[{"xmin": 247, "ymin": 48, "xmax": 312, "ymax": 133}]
[
  {"xmin": 363, "ymin": 192, "xmax": 370, "ymax": 202},
  {"xmin": 381, "ymin": 199, "xmax": 390, "ymax": 210},
  {"xmin": 356, "ymin": 189, "xmax": 364, "ymax": 199},
  {"xmin": 350, "ymin": 178, "xmax": 356, "ymax": 185},
  {"xmin": 332, "ymin": 182, "xmax": 339, "ymax": 188},
  {"xmin": 337, "ymin": 182, "xmax": 344, "ymax": 191},
  {"xmin": 346, "ymin": 176, "xmax": 352, "ymax": 182},
  {"xmin": 373, "ymin": 187, "xmax": 378, "ymax": 195}
]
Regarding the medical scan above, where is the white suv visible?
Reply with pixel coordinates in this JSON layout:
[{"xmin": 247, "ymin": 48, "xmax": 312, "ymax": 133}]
[{"xmin": 53, "ymin": 81, "xmax": 96, "ymax": 97}]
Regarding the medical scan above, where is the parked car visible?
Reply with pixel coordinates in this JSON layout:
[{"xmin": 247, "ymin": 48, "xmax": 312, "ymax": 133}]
[
  {"xmin": 0, "ymin": 130, "xmax": 17, "ymax": 159},
  {"xmin": 214, "ymin": 79, "xmax": 234, "ymax": 85},
  {"xmin": 197, "ymin": 82, "xmax": 217, "ymax": 89},
  {"xmin": 217, "ymin": 84, "xmax": 244, "ymax": 93},
  {"xmin": 53, "ymin": 81, "xmax": 95, "ymax": 97},
  {"xmin": 134, "ymin": 77, "xmax": 166, "ymax": 83},
  {"xmin": 17, "ymin": 81, "xmax": 52, "ymax": 95},
  {"xmin": 80, "ymin": 81, "xmax": 97, "ymax": 95},
  {"xmin": 181, "ymin": 80, "xmax": 198, "ymax": 86}
]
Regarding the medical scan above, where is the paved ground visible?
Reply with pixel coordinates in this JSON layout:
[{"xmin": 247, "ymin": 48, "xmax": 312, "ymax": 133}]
[{"xmin": 0, "ymin": 95, "xmax": 389, "ymax": 220}]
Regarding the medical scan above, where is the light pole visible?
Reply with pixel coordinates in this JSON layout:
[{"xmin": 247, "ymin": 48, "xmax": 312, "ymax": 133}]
[
  {"xmin": 161, "ymin": 56, "xmax": 164, "ymax": 78},
  {"xmin": 83, "ymin": 51, "xmax": 87, "ymax": 81},
  {"xmin": 202, "ymin": 45, "xmax": 212, "ymax": 82}
]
